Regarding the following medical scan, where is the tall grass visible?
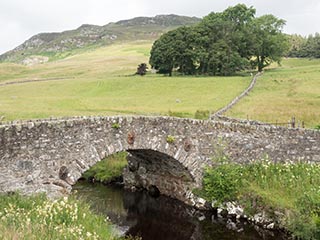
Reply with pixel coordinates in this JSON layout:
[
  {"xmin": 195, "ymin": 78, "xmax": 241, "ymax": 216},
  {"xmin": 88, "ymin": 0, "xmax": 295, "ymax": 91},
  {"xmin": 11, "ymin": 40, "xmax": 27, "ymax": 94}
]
[
  {"xmin": 0, "ymin": 194, "xmax": 117, "ymax": 240},
  {"xmin": 200, "ymin": 156, "xmax": 320, "ymax": 239}
]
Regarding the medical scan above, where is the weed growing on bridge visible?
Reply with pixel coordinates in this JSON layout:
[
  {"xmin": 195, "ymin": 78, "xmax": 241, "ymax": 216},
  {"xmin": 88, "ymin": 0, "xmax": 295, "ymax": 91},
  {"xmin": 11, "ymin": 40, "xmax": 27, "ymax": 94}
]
[
  {"xmin": 0, "ymin": 194, "xmax": 117, "ymax": 240},
  {"xmin": 166, "ymin": 135, "xmax": 176, "ymax": 144},
  {"xmin": 201, "ymin": 157, "xmax": 320, "ymax": 239},
  {"xmin": 111, "ymin": 123, "xmax": 121, "ymax": 129}
]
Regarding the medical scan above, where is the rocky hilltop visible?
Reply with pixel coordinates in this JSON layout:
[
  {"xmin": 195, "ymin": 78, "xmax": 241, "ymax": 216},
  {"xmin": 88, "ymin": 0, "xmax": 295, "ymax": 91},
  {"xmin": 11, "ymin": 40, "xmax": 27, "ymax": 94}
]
[{"xmin": 0, "ymin": 15, "xmax": 200, "ymax": 63}]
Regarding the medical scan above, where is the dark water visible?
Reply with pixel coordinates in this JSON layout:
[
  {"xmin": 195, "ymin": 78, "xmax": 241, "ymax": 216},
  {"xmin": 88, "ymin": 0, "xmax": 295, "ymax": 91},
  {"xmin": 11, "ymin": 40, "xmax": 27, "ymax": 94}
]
[{"xmin": 73, "ymin": 182, "xmax": 288, "ymax": 240}]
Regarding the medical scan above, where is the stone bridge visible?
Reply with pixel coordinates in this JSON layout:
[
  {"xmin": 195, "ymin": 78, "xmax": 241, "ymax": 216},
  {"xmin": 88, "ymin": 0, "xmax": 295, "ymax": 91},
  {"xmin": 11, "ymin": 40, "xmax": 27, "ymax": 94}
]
[{"xmin": 0, "ymin": 116, "xmax": 319, "ymax": 206}]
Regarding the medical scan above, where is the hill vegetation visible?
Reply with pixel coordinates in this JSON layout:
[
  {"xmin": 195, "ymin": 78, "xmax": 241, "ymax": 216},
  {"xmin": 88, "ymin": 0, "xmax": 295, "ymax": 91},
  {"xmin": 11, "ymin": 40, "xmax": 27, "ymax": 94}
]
[
  {"xmin": 0, "ymin": 15, "xmax": 200, "ymax": 63},
  {"xmin": 287, "ymin": 33, "xmax": 320, "ymax": 58},
  {"xmin": 0, "ymin": 7, "xmax": 318, "ymax": 128}
]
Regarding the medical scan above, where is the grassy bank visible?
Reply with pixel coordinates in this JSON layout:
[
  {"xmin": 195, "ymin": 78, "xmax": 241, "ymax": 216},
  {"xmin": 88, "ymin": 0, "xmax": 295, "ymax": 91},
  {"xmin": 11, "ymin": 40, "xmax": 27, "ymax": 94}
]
[
  {"xmin": 82, "ymin": 152, "xmax": 128, "ymax": 183},
  {"xmin": 0, "ymin": 194, "xmax": 121, "ymax": 240},
  {"xmin": 0, "ymin": 152, "xmax": 132, "ymax": 240},
  {"xmin": 199, "ymin": 156, "xmax": 320, "ymax": 239}
]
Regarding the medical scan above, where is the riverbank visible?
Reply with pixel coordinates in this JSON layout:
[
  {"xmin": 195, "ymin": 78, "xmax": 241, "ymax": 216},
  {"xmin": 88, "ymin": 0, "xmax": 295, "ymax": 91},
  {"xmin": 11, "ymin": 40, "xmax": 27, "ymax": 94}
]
[
  {"xmin": 73, "ymin": 181, "xmax": 288, "ymax": 239},
  {"xmin": 198, "ymin": 156, "xmax": 320, "ymax": 239},
  {"xmin": 0, "ymin": 193, "xmax": 133, "ymax": 240}
]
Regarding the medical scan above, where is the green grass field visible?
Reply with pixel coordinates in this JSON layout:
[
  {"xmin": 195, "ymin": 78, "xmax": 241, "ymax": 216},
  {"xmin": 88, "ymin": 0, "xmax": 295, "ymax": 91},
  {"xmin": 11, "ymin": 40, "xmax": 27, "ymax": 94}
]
[
  {"xmin": 227, "ymin": 58, "xmax": 320, "ymax": 128},
  {"xmin": 0, "ymin": 41, "xmax": 250, "ymax": 121},
  {"xmin": 0, "ymin": 41, "xmax": 319, "ymax": 128}
]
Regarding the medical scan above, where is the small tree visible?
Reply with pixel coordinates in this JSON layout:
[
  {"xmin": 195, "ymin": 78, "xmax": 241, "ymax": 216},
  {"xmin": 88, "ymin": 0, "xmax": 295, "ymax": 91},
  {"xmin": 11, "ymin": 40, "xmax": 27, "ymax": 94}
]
[
  {"xmin": 136, "ymin": 63, "xmax": 148, "ymax": 76},
  {"xmin": 250, "ymin": 15, "xmax": 288, "ymax": 72}
]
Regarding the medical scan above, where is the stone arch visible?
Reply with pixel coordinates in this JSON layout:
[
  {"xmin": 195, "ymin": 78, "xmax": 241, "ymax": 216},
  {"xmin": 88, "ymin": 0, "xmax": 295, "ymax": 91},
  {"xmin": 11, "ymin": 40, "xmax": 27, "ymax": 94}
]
[{"xmin": 67, "ymin": 145, "xmax": 199, "ymax": 206}]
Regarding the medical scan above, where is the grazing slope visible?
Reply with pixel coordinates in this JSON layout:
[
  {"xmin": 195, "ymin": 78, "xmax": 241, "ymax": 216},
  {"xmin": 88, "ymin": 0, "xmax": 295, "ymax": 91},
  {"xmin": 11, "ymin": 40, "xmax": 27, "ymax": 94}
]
[
  {"xmin": 0, "ymin": 42, "xmax": 318, "ymax": 128},
  {"xmin": 226, "ymin": 58, "xmax": 320, "ymax": 128},
  {"xmin": 0, "ymin": 15, "xmax": 200, "ymax": 63},
  {"xmin": 0, "ymin": 41, "xmax": 250, "ymax": 121},
  {"xmin": 0, "ymin": 37, "xmax": 318, "ymax": 128}
]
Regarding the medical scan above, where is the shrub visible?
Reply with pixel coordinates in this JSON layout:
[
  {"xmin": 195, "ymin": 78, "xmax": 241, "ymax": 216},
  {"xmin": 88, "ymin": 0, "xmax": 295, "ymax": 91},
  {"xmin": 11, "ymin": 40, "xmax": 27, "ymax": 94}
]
[
  {"xmin": 202, "ymin": 156, "xmax": 243, "ymax": 203},
  {"xmin": 200, "ymin": 156, "xmax": 320, "ymax": 239},
  {"xmin": 136, "ymin": 63, "xmax": 148, "ymax": 76},
  {"xmin": 194, "ymin": 110, "xmax": 210, "ymax": 120}
]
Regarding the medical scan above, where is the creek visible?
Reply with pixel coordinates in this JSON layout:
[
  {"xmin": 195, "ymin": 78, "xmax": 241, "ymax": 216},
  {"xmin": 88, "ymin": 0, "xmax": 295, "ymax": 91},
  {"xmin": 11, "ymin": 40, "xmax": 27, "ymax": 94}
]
[{"xmin": 73, "ymin": 181, "xmax": 288, "ymax": 240}]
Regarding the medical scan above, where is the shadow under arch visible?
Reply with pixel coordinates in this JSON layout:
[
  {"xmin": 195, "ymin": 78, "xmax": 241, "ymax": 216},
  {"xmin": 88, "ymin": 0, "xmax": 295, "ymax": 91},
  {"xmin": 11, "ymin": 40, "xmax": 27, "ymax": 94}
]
[
  {"xmin": 124, "ymin": 149, "xmax": 196, "ymax": 204},
  {"xmin": 69, "ymin": 148, "xmax": 198, "ymax": 206}
]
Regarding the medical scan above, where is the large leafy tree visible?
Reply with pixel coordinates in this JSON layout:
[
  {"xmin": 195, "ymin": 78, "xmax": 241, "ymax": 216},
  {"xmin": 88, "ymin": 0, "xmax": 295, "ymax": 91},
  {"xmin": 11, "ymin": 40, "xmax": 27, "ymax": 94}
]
[
  {"xmin": 149, "ymin": 4, "xmax": 288, "ymax": 75},
  {"xmin": 149, "ymin": 33, "xmax": 175, "ymax": 76},
  {"xmin": 195, "ymin": 4, "xmax": 256, "ymax": 75},
  {"xmin": 250, "ymin": 15, "xmax": 288, "ymax": 72},
  {"xmin": 149, "ymin": 26, "xmax": 197, "ymax": 76}
]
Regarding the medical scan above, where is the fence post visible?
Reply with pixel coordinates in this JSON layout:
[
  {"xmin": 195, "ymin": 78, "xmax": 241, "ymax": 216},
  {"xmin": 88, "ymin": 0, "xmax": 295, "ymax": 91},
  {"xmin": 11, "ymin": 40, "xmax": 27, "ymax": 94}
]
[{"xmin": 291, "ymin": 116, "xmax": 295, "ymax": 128}]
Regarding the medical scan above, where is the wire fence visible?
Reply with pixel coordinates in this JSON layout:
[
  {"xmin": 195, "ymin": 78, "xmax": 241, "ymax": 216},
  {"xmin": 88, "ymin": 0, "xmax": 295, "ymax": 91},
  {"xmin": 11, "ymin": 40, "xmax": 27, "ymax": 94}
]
[{"xmin": 260, "ymin": 116, "xmax": 305, "ymax": 128}]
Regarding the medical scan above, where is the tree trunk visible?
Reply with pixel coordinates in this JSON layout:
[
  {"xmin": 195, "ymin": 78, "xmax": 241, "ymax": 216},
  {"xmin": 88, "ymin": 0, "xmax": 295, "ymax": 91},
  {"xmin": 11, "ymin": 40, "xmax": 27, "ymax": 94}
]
[{"xmin": 258, "ymin": 56, "xmax": 264, "ymax": 72}]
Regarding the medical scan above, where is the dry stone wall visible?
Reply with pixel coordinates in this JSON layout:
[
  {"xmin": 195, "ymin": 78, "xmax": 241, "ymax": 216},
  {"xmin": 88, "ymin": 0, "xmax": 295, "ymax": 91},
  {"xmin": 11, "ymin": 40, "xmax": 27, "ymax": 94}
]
[
  {"xmin": 0, "ymin": 116, "xmax": 319, "ymax": 206},
  {"xmin": 211, "ymin": 72, "xmax": 262, "ymax": 118}
]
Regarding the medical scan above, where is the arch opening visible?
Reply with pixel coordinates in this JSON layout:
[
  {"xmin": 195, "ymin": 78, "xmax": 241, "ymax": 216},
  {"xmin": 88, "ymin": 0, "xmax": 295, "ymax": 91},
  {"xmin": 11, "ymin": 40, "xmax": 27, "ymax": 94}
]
[
  {"xmin": 78, "ymin": 151, "xmax": 128, "ymax": 185},
  {"xmin": 74, "ymin": 149, "xmax": 197, "ymax": 205}
]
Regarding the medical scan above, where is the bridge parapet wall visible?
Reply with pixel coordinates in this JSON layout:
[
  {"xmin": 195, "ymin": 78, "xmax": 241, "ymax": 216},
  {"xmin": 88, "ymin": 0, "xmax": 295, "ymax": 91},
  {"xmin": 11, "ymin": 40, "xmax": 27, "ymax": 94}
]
[{"xmin": 0, "ymin": 116, "xmax": 319, "ymax": 204}]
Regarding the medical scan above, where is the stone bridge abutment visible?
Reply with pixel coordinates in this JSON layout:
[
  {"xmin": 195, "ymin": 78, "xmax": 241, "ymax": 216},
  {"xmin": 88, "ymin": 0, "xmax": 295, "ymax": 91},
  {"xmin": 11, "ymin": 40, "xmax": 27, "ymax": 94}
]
[{"xmin": 0, "ymin": 116, "xmax": 319, "ymax": 207}]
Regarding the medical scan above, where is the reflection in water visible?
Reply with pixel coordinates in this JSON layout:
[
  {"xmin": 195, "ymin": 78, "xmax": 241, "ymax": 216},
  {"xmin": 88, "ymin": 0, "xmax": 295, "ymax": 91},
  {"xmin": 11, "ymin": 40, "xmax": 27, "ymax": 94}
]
[{"xmin": 73, "ymin": 182, "xmax": 288, "ymax": 240}]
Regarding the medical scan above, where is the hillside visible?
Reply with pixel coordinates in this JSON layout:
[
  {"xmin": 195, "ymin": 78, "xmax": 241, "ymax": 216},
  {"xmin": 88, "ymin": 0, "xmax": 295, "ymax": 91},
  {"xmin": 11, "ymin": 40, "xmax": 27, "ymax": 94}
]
[
  {"xmin": 0, "ymin": 40, "xmax": 318, "ymax": 128},
  {"xmin": 0, "ymin": 15, "xmax": 200, "ymax": 64},
  {"xmin": 0, "ymin": 41, "xmax": 250, "ymax": 121},
  {"xmin": 226, "ymin": 58, "xmax": 320, "ymax": 127}
]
